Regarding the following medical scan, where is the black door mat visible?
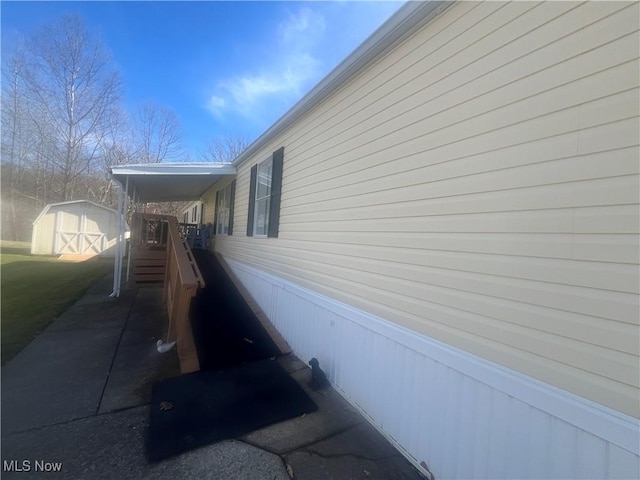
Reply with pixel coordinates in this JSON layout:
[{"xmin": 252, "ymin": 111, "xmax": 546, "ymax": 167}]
[
  {"xmin": 147, "ymin": 359, "xmax": 318, "ymax": 461},
  {"xmin": 190, "ymin": 250, "xmax": 281, "ymax": 370}
]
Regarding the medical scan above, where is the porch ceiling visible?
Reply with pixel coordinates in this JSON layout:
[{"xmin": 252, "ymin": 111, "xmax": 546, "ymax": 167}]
[{"xmin": 110, "ymin": 163, "xmax": 236, "ymax": 203}]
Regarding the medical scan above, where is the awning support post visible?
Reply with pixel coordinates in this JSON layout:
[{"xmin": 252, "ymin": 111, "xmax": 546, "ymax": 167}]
[{"xmin": 110, "ymin": 178, "xmax": 124, "ymax": 298}]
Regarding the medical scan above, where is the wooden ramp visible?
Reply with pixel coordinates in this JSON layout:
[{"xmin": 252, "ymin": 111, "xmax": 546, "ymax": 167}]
[{"xmin": 128, "ymin": 213, "xmax": 205, "ymax": 374}]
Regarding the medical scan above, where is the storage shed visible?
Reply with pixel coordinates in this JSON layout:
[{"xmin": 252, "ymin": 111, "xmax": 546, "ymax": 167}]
[{"xmin": 31, "ymin": 200, "xmax": 123, "ymax": 257}]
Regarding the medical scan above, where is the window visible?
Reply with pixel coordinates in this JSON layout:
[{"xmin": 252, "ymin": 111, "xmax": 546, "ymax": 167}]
[
  {"xmin": 191, "ymin": 205, "xmax": 197, "ymax": 223},
  {"xmin": 247, "ymin": 147, "xmax": 283, "ymax": 238},
  {"xmin": 214, "ymin": 180, "xmax": 236, "ymax": 235},
  {"xmin": 254, "ymin": 158, "xmax": 272, "ymax": 236}
]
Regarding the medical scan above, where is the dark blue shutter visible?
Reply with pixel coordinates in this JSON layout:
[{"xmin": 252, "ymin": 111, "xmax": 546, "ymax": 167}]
[
  {"xmin": 247, "ymin": 165, "xmax": 257, "ymax": 236},
  {"xmin": 267, "ymin": 147, "xmax": 284, "ymax": 238},
  {"xmin": 228, "ymin": 179, "xmax": 236, "ymax": 236}
]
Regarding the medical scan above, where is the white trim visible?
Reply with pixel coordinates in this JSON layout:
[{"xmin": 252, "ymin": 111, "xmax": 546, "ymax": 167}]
[
  {"xmin": 79, "ymin": 213, "xmax": 87, "ymax": 253},
  {"xmin": 30, "ymin": 222, "xmax": 37, "ymax": 255},
  {"xmin": 226, "ymin": 258, "xmax": 640, "ymax": 455},
  {"xmin": 110, "ymin": 163, "xmax": 236, "ymax": 177},
  {"xmin": 110, "ymin": 179, "xmax": 124, "ymax": 298},
  {"xmin": 53, "ymin": 211, "xmax": 61, "ymax": 254}
]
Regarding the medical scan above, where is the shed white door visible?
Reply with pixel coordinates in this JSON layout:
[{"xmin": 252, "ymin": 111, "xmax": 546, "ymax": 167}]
[{"xmin": 54, "ymin": 209, "xmax": 108, "ymax": 255}]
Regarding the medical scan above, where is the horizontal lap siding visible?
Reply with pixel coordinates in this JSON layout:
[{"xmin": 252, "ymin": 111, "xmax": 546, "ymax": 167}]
[
  {"xmin": 211, "ymin": 1, "xmax": 640, "ymax": 417},
  {"xmin": 201, "ymin": 190, "xmax": 216, "ymax": 225}
]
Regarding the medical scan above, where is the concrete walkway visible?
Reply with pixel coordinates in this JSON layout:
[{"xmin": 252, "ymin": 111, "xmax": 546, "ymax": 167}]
[{"xmin": 1, "ymin": 275, "xmax": 425, "ymax": 479}]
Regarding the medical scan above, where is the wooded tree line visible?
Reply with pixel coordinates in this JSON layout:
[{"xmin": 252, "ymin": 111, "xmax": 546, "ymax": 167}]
[{"xmin": 1, "ymin": 14, "xmax": 246, "ymax": 241}]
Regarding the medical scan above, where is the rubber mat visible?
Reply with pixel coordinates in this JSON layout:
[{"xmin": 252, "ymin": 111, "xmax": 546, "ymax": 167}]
[{"xmin": 147, "ymin": 359, "xmax": 318, "ymax": 461}]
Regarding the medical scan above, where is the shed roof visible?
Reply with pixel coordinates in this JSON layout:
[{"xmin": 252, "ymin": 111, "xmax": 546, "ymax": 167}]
[{"xmin": 32, "ymin": 200, "xmax": 119, "ymax": 226}]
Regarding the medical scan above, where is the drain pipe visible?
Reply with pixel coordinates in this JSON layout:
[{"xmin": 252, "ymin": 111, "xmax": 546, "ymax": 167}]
[{"xmin": 126, "ymin": 188, "xmax": 136, "ymax": 281}]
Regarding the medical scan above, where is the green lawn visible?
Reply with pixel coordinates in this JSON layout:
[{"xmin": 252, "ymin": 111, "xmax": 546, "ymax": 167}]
[{"xmin": 1, "ymin": 241, "xmax": 112, "ymax": 365}]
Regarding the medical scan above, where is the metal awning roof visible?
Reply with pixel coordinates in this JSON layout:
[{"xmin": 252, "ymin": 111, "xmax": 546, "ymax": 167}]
[{"xmin": 110, "ymin": 163, "xmax": 236, "ymax": 203}]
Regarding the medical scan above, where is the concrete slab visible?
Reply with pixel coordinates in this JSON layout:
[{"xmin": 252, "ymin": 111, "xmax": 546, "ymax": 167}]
[
  {"xmin": 284, "ymin": 422, "xmax": 425, "ymax": 480},
  {"xmin": 276, "ymin": 354, "xmax": 308, "ymax": 374},
  {"xmin": 1, "ymin": 406, "xmax": 289, "ymax": 480},
  {"xmin": 1, "ymin": 273, "xmax": 134, "ymax": 434},
  {"xmin": 98, "ymin": 289, "xmax": 180, "ymax": 414},
  {"xmin": 1, "ymin": 326, "xmax": 123, "ymax": 435},
  {"xmin": 241, "ymin": 367, "xmax": 363, "ymax": 454},
  {"xmin": 47, "ymin": 301, "xmax": 129, "ymax": 332},
  {"xmin": 48, "ymin": 277, "xmax": 135, "ymax": 332}
]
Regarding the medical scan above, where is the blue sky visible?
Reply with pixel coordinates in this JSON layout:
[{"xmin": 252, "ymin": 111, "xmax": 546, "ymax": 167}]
[{"xmin": 1, "ymin": 1, "xmax": 403, "ymax": 159}]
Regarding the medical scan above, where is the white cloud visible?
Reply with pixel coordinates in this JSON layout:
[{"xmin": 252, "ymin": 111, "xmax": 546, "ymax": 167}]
[
  {"xmin": 208, "ymin": 95, "xmax": 225, "ymax": 110},
  {"xmin": 278, "ymin": 7, "xmax": 325, "ymax": 50},
  {"xmin": 204, "ymin": 3, "xmax": 402, "ymax": 126}
]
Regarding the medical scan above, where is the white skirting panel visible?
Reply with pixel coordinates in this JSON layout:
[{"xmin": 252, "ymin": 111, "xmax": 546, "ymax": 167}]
[{"xmin": 226, "ymin": 258, "xmax": 640, "ymax": 480}]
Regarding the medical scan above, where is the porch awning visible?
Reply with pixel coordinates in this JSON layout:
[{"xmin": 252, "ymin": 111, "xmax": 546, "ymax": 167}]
[
  {"xmin": 110, "ymin": 163, "xmax": 237, "ymax": 203},
  {"xmin": 108, "ymin": 162, "xmax": 236, "ymax": 298}
]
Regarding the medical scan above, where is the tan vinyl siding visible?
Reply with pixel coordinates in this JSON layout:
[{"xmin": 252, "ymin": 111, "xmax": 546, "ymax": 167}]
[
  {"xmin": 201, "ymin": 190, "xmax": 216, "ymax": 225},
  {"xmin": 202, "ymin": 178, "xmax": 235, "ymax": 228},
  {"xmin": 204, "ymin": 1, "xmax": 640, "ymax": 417}
]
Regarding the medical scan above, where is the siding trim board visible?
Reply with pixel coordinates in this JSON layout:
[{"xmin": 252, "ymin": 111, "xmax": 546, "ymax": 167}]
[{"xmin": 226, "ymin": 258, "xmax": 640, "ymax": 479}]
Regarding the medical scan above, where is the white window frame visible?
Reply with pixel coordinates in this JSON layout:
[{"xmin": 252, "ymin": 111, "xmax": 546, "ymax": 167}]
[
  {"xmin": 216, "ymin": 184, "xmax": 232, "ymax": 235},
  {"xmin": 253, "ymin": 157, "xmax": 272, "ymax": 238}
]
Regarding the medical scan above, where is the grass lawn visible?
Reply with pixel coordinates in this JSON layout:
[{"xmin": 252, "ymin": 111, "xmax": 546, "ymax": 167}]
[{"xmin": 1, "ymin": 241, "xmax": 113, "ymax": 365}]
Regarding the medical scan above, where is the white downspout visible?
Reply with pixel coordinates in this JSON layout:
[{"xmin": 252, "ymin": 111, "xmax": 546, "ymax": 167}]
[
  {"xmin": 119, "ymin": 177, "xmax": 129, "ymax": 293},
  {"xmin": 109, "ymin": 178, "xmax": 125, "ymax": 298},
  {"xmin": 126, "ymin": 188, "xmax": 136, "ymax": 280}
]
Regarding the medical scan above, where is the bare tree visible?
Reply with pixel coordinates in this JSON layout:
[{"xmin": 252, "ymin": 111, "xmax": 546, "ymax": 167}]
[
  {"xmin": 200, "ymin": 135, "xmax": 249, "ymax": 163},
  {"xmin": 1, "ymin": 46, "xmax": 31, "ymax": 239},
  {"xmin": 96, "ymin": 107, "xmax": 136, "ymax": 205},
  {"xmin": 23, "ymin": 14, "xmax": 122, "ymax": 201},
  {"xmin": 133, "ymin": 102, "xmax": 184, "ymax": 163}
]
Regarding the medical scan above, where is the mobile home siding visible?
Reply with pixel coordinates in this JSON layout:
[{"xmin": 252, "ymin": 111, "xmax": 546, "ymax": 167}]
[{"xmin": 205, "ymin": 1, "xmax": 639, "ymax": 475}]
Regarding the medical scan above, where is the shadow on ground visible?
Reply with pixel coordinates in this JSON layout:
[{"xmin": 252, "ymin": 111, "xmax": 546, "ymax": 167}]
[{"xmin": 190, "ymin": 250, "xmax": 281, "ymax": 370}]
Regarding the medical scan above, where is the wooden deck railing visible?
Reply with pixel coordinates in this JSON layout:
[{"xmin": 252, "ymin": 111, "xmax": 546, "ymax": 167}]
[
  {"xmin": 162, "ymin": 216, "xmax": 205, "ymax": 374},
  {"xmin": 130, "ymin": 213, "xmax": 205, "ymax": 374}
]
